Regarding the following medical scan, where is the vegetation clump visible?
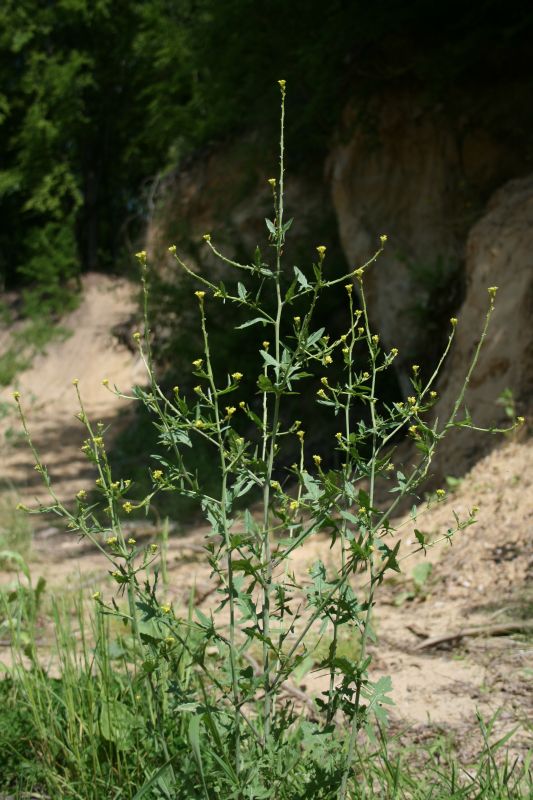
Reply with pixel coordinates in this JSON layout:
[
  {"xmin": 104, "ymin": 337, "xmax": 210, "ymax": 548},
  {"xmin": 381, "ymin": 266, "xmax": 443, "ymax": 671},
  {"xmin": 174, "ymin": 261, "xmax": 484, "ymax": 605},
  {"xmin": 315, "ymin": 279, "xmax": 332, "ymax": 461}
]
[{"xmin": 3, "ymin": 84, "xmax": 528, "ymax": 799}]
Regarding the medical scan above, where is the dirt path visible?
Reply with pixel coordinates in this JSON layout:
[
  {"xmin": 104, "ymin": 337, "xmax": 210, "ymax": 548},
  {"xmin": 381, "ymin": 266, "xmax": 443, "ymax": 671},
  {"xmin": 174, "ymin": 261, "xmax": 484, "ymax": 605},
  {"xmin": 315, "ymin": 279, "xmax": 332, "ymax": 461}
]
[{"xmin": 0, "ymin": 273, "xmax": 144, "ymax": 502}]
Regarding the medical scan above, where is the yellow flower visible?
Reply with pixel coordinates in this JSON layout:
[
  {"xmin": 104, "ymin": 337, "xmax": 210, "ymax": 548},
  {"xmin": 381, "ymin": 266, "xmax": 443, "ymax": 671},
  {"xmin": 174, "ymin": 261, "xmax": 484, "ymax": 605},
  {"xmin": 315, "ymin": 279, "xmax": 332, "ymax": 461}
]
[
  {"xmin": 226, "ymin": 406, "xmax": 236, "ymax": 417},
  {"xmin": 323, "ymin": 355, "xmax": 333, "ymax": 365},
  {"xmin": 278, "ymin": 79, "xmax": 286, "ymax": 89},
  {"xmin": 313, "ymin": 454, "xmax": 322, "ymax": 466},
  {"xmin": 408, "ymin": 425, "xmax": 418, "ymax": 436},
  {"xmin": 12, "ymin": 390, "xmax": 21, "ymax": 400},
  {"xmin": 293, "ymin": 316, "xmax": 301, "ymax": 324},
  {"xmin": 92, "ymin": 592, "xmax": 100, "ymax": 600},
  {"xmin": 194, "ymin": 419, "xmax": 205, "ymax": 428},
  {"xmin": 321, "ymin": 376, "xmax": 329, "ymax": 386},
  {"xmin": 391, "ymin": 348, "xmax": 398, "ymax": 357},
  {"xmin": 342, "ymin": 347, "xmax": 349, "ymax": 355},
  {"xmin": 345, "ymin": 283, "xmax": 353, "ymax": 294},
  {"xmin": 430, "ymin": 390, "xmax": 437, "ymax": 399},
  {"xmin": 357, "ymin": 327, "xmax": 364, "ymax": 335},
  {"xmin": 135, "ymin": 250, "xmax": 147, "ymax": 261},
  {"xmin": 517, "ymin": 416, "xmax": 525, "ymax": 425},
  {"xmin": 317, "ymin": 388, "xmax": 327, "ymax": 399},
  {"xmin": 195, "ymin": 290, "xmax": 205, "ymax": 300},
  {"xmin": 193, "ymin": 385, "xmax": 203, "ymax": 394},
  {"xmin": 165, "ymin": 636, "xmax": 175, "ymax": 645},
  {"xmin": 412, "ymin": 364, "xmax": 420, "ymax": 374},
  {"xmin": 150, "ymin": 543, "xmax": 158, "ymax": 553},
  {"xmin": 354, "ymin": 268, "xmax": 364, "ymax": 280},
  {"xmin": 76, "ymin": 489, "xmax": 87, "ymax": 501},
  {"xmin": 488, "ymin": 286, "xmax": 498, "ymax": 298},
  {"xmin": 362, "ymin": 372, "xmax": 370, "ymax": 381},
  {"xmin": 316, "ymin": 245, "xmax": 326, "ymax": 257},
  {"xmin": 239, "ymin": 401, "xmax": 246, "ymax": 409},
  {"xmin": 407, "ymin": 396, "xmax": 416, "ymax": 405},
  {"xmin": 152, "ymin": 469, "xmax": 163, "ymax": 480},
  {"xmin": 133, "ymin": 331, "xmax": 141, "ymax": 341},
  {"xmin": 173, "ymin": 385, "xmax": 180, "ymax": 394},
  {"xmin": 106, "ymin": 536, "xmax": 118, "ymax": 546},
  {"xmin": 160, "ymin": 604, "xmax": 171, "ymax": 614},
  {"xmin": 296, "ymin": 430, "xmax": 305, "ymax": 440},
  {"xmin": 192, "ymin": 359, "xmax": 203, "ymax": 369},
  {"xmin": 123, "ymin": 502, "xmax": 133, "ymax": 514},
  {"xmin": 168, "ymin": 244, "xmax": 177, "ymax": 254},
  {"xmin": 335, "ymin": 432, "xmax": 343, "ymax": 440},
  {"xmin": 372, "ymin": 334, "xmax": 379, "ymax": 345},
  {"xmin": 270, "ymin": 480, "xmax": 281, "ymax": 491},
  {"xmin": 380, "ymin": 234, "xmax": 388, "ymax": 244},
  {"xmin": 128, "ymin": 538, "xmax": 136, "ymax": 545},
  {"xmin": 262, "ymin": 340, "xmax": 270, "ymax": 350},
  {"xmin": 436, "ymin": 489, "xmax": 446, "ymax": 498},
  {"xmin": 72, "ymin": 378, "xmax": 79, "ymax": 386},
  {"xmin": 450, "ymin": 317, "xmax": 458, "ymax": 326},
  {"xmin": 232, "ymin": 372, "xmax": 243, "ymax": 380},
  {"xmin": 289, "ymin": 500, "xmax": 299, "ymax": 511},
  {"xmin": 268, "ymin": 178, "xmax": 276, "ymax": 187},
  {"xmin": 202, "ymin": 233, "xmax": 211, "ymax": 242}
]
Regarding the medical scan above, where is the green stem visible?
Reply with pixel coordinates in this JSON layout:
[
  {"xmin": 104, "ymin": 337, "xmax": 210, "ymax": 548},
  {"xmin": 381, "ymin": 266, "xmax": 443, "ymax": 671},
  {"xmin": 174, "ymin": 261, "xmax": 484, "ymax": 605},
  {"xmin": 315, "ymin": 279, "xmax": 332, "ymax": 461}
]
[{"xmin": 199, "ymin": 298, "xmax": 241, "ymax": 773}]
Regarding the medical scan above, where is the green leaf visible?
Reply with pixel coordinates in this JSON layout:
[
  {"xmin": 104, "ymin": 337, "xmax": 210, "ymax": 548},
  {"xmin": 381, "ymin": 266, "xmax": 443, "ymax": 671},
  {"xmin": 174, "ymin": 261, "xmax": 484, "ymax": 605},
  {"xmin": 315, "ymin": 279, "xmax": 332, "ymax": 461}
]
[
  {"xmin": 281, "ymin": 217, "xmax": 293, "ymax": 234},
  {"xmin": 265, "ymin": 218, "xmax": 276, "ymax": 235},
  {"xmin": 293, "ymin": 265, "xmax": 309, "ymax": 288},
  {"xmin": 99, "ymin": 699, "xmax": 135, "ymax": 747},
  {"xmin": 235, "ymin": 316, "xmax": 269, "ymax": 329},
  {"xmin": 188, "ymin": 715, "xmax": 208, "ymax": 794},
  {"xmin": 257, "ymin": 373, "xmax": 274, "ymax": 392},
  {"xmin": 305, "ymin": 327, "xmax": 326, "ymax": 348},
  {"xmin": 412, "ymin": 562, "xmax": 432, "ymax": 589},
  {"xmin": 414, "ymin": 529, "xmax": 427, "ymax": 550},
  {"xmin": 260, "ymin": 349, "xmax": 279, "ymax": 368}
]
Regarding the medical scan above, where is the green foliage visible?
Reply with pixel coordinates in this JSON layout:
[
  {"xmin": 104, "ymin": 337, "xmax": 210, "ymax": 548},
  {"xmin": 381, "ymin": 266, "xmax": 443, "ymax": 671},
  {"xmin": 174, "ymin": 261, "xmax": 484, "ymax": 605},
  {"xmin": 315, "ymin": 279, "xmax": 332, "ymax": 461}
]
[
  {"xmin": 9, "ymin": 87, "xmax": 525, "ymax": 799},
  {"xmin": 2, "ymin": 0, "xmax": 533, "ymax": 315},
  {"xmin": 0, "ymin": 315, "xmax": 71, "ymax": 386},
  {"xmin": 0, "ymin": 493, "xmax": 32, "ymax": 565}
]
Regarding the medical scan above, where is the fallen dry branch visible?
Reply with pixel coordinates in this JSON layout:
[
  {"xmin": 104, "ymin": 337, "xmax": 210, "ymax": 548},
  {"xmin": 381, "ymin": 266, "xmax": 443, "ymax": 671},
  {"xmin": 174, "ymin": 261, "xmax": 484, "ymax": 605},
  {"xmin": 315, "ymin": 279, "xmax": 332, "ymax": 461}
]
[{"xmin": 413, "ymin": 620, "xmax": 533, "ymax": 651}]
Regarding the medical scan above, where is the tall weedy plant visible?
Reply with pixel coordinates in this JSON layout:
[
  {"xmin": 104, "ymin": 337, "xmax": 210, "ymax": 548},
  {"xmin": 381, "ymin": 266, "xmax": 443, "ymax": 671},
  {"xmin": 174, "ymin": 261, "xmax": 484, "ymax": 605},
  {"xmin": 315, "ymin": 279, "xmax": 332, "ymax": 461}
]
[{"xmin": 14, "ymin": 82, "xmax": 522, "ymax": 799}]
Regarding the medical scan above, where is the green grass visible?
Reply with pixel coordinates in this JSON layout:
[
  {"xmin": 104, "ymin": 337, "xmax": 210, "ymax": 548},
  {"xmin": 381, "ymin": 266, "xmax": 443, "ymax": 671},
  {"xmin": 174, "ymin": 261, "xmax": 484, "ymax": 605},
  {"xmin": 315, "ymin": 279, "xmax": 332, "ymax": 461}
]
[
  {"xmin": 0, "ymin": 587, "xmax": 530, "ymax": 799},
  {"xmin": 0, "ymin": 317, "xmax": 71, "ymax": 387},
  {"xmin": 0, "ymin": 493, "xmax": 32, "ymax": 567}
]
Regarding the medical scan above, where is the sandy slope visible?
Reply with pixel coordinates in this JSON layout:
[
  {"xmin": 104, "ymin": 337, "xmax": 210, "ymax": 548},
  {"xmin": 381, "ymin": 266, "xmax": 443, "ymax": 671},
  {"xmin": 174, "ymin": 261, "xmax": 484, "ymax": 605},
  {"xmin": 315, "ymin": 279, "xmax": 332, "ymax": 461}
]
[{"xmin": 0, "ymin": 273, "xmax": 145, "ymax": 502}]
